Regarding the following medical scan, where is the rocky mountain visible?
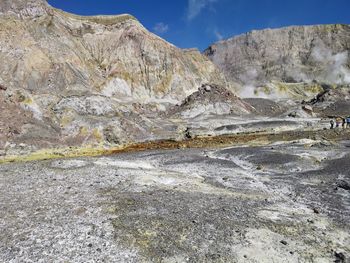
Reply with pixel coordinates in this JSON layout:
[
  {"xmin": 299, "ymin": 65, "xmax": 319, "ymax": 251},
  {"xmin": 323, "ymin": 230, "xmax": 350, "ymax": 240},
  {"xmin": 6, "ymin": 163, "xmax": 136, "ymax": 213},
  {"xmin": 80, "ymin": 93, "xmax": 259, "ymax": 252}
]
[
  {"xmin": 2, "ymin": 0, "xmax": 348, "ymax": 155},
  {"xmin": 0, "ymin": 0, "xmax": 245, "ymax": 151},
  {"xmin": 204, "ymin": 24, "xmax": 350, "ymax": 97}
]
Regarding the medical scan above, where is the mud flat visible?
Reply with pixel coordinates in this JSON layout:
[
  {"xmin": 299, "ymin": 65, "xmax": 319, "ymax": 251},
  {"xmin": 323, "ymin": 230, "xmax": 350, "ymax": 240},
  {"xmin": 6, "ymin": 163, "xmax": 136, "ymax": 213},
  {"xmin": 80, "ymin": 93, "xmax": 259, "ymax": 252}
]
[{"xmin": 1, "ymin": 135, "xmax": 350, "ymax": 262}]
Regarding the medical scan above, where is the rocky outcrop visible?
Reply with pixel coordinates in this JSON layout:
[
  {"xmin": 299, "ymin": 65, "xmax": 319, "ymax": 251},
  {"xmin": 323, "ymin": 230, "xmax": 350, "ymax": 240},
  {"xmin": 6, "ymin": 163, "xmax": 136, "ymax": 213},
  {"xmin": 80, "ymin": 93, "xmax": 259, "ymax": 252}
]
[
  {"xmin": 0, "ymin": 0, "xmax": 48, "ymax": 17},
  {"xmin": 168, "ymin": 84, "xmax": 253, "ymax": 119},
  {"xmin": 305, "ymin": 84, "xmax": 350, "ymax": 117},
  {"xmin": 204, "ymin": 24, "xmax": 350, "ymax": 96},
  {"xmin": 0, "ymin": 0, "xmax": 233, "ymax": 150}
]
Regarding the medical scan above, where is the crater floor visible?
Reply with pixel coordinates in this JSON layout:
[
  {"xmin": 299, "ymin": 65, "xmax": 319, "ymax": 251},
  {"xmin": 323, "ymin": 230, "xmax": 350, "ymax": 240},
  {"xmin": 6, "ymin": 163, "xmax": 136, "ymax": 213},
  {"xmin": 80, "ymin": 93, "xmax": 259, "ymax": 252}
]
[{"xmin": 0, "ymin": 140, "xmax": 349, "ymax": 262}]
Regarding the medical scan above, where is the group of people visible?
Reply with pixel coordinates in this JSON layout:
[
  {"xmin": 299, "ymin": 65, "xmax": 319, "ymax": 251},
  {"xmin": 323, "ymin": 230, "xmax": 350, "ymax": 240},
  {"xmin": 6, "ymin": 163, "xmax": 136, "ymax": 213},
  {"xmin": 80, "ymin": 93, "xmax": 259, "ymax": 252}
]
[{"xmin": 330, "ymin": 116, "xmax": 350, "ymax": 129}]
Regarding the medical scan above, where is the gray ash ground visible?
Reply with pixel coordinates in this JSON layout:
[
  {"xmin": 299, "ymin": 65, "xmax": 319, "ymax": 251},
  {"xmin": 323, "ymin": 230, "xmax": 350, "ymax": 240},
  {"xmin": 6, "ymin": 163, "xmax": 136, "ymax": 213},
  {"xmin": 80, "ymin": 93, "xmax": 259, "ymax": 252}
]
[
  {"xmin": 0, "ymin": 139, "xmax": 349, "ymax": 262},
  {"xmin": 214, "ymin": 120, "xmax": 300, "ymax": 132},
  {"xmin": 243, "ymin": 98, "xmax": 288, "ymax": 117}
]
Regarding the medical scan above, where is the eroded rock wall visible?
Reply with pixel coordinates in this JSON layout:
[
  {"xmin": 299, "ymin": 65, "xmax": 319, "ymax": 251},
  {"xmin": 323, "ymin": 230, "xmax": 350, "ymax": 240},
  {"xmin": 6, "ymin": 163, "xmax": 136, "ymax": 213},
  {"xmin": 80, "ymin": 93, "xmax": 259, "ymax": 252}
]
[
  {"xmin": 204, "ymin": 24, "xmax": 350, "ymax": 96},
  {"xmin": 0, "ymin": 0, "xmax": 233, "ymax": 150}
]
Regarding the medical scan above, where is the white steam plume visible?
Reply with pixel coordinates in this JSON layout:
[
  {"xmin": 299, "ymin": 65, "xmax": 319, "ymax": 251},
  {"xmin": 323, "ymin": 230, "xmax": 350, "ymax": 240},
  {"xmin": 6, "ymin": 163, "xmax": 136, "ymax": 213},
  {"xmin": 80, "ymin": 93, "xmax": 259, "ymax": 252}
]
[{"xmin": 311, "ymin": 41, "xmax": 350, "ymax": 84}]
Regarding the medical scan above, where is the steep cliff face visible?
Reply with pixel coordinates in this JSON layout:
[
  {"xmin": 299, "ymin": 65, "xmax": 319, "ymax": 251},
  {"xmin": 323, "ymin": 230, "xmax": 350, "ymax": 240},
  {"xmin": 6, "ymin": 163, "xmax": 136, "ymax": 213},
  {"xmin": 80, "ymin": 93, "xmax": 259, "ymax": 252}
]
[
  {"xmin": 0, "ymin": 0, "xmax": 236, "ymax": 150},
  {"xmin": 0, "ymin": 0, "xmax": 225, "ymax": 102},
  {"xmin": 204, "ymin": 25, "xmax": 350, "ymax": 97}
]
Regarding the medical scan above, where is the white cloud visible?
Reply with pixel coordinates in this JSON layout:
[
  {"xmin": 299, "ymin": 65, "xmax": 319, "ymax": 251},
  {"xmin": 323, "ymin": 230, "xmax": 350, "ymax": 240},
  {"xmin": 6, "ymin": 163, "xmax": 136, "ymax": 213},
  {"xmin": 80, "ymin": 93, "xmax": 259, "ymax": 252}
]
[
  {"xmin": 153, "ymin": 22, "xmax": 169, "ymax": 34},
  {"xmin": 187, "ymin": 0, "xmax": 218, "ymax": 21},
  {"xmin": 214, "ymin": 29, "xmax": 223, "ymax": 40}
]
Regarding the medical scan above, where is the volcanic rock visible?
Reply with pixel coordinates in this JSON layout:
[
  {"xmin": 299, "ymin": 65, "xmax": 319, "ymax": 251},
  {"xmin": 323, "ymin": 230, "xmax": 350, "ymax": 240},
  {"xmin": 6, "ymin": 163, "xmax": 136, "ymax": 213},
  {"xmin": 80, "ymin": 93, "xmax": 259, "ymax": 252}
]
[
  {"xmin": 0, "ymin": 0, "xmax": 234, "ymax": 149},
  {"xmin": 204, "ymin": 24, "xmax": 350, "ymax": 85},
  {"xmin": 204, "ymin": 24, "xmax": 350, "ymax": 97}
]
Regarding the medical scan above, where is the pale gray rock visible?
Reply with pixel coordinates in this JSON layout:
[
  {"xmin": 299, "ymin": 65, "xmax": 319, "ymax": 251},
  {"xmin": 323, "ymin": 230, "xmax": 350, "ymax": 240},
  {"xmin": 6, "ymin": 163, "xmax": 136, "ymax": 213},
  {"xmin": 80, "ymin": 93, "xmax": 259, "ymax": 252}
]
[
  {"xmin": 0, "ymin": 0, "xmax": 48, "ymax": 17},
  {"xmin": 0, "ymin": 0, "xmax": 233, "ymax": 150},
  {"xmin": 1, "ymin": 141, "xmax": 349, "ymax": 262},
  {"xmin": 168, "ymin": 84, "xmax": 253, "ymax": 119},
  {"xmin": 205, "ymin": 24, "xmax": 350, "ymax": 88}
]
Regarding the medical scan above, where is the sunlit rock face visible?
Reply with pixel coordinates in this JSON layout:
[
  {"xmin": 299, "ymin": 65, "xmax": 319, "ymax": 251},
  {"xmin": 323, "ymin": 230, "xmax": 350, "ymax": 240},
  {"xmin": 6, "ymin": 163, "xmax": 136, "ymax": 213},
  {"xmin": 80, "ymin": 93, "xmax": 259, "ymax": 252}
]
[
  {"xmin": 0, "ymin": 0, "xmax": 48, "ymax": 17},
  {"xmin": 0, "ymin": 1, "xmax": 226, "ymax": 101},
  {"xmin": 0, "ymin": 0, "xmax": 234, "ymax": 149},
  {"xmin": 204, "ymin": 25, "xmax": 350, "ymax": 97}
]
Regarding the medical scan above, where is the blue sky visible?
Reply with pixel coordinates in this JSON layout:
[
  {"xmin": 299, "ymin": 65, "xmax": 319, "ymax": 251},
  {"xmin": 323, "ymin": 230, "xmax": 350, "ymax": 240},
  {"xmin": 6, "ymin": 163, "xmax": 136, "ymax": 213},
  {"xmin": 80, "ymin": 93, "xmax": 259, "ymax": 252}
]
[{"xmin": 47, "ymin": 0, "xmax": 350, "ymax": 51}]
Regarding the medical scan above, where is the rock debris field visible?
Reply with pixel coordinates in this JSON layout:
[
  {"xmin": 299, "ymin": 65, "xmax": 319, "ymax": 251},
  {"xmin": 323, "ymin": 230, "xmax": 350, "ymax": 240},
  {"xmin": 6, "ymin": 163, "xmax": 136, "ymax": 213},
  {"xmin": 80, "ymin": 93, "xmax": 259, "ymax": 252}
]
[{"xmin": 0, "ymin": 139, "xmax": 349, "ymax": 262}]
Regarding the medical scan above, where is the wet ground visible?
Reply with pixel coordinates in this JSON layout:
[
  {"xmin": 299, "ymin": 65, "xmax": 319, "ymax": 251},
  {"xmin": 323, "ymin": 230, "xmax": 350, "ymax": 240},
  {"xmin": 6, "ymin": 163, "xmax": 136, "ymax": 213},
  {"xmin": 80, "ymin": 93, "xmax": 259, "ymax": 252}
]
[{"xmin": 0, "ymin": 139, "xmax": 349, "ymax": 262}]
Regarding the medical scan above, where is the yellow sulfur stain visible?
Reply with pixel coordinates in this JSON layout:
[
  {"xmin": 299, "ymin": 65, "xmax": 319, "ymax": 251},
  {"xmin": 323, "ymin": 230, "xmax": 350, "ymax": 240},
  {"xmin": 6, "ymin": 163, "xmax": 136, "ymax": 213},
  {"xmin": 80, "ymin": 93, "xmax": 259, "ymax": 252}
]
[
  {"xmin": 1, "ymin": 129, "xmax": 349, "ymax": 165},
  {"xmin": 60, "ymin": 115, "xmax": 73, "ymax": 128},
  {"xmin": 92, "ymin": 128, "xmax": 103, "ymax": 142},
  {"xmin": 22, "ymin": 97, "xmax": 33, "ymax": 105},
  {"xmin": 79, "ymin": 126, "xmax": 89, "ymax": 136}
]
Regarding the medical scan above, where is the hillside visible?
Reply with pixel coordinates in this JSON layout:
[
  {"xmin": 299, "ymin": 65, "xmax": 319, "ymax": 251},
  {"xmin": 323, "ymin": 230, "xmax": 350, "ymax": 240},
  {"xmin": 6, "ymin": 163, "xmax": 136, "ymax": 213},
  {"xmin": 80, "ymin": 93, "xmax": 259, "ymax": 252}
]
[
  {"xmin": 204, "ymin": 24, "xmax": 350, "ymax": 97},
  {"xmin": 0, "ymin": 0, "xmax": 239, "ymax": 151}
]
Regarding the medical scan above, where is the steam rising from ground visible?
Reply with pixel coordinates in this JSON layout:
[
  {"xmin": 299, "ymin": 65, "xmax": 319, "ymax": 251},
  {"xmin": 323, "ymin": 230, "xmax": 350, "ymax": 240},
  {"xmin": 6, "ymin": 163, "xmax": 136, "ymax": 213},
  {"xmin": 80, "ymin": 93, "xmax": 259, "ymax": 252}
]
[
  {"xmin": 311, "ymin": 40, "xmax": 350, "ymax": 84},
  {"xmin": 239, "ymin": 69, "xmax": 285, "ymax": 99},
  {"xmin": 240, "ymin": 69, "xmax": 260, "ymax": 98},
  {"xmin": 239, "ymin": 40, "xmax": 350, "ymax": 98}
]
